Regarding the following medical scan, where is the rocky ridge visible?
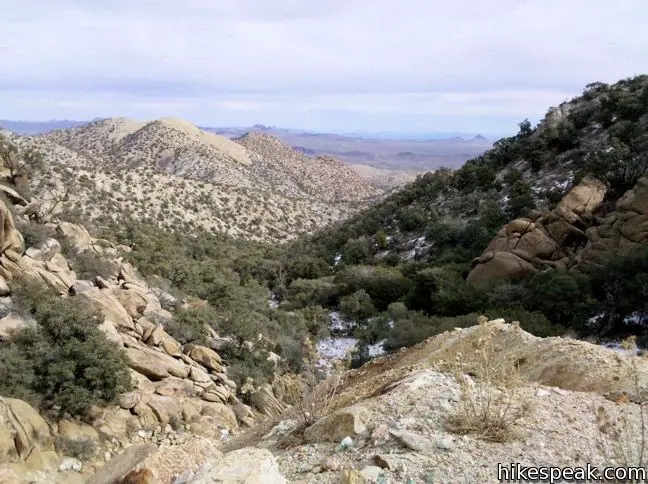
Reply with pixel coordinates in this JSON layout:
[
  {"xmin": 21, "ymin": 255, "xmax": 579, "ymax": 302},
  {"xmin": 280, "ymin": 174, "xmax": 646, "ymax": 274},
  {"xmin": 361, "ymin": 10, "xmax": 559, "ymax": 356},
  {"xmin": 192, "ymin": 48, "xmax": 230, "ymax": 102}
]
[
  {"xmin": 2, "ymin": 128, "xmax": 368, "ymax": 242},
  {"xmin": 17, "ymin": 117, "xmax": 384, "ymax": 242},
  {"xmin": 235, "ymin": 132, "xmax": 381, "ymax": 202},
  {"xmin": 162, "ymin": 318, "xmax": 646, "ymax": 484}
]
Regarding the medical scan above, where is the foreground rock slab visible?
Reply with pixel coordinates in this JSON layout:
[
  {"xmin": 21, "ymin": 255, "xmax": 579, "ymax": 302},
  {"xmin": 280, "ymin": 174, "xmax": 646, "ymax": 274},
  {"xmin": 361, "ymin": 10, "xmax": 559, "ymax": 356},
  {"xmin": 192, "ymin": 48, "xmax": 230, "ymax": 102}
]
[{"xmin": 184, "ymin": 447, "xmax": 287, "ymax": 484}]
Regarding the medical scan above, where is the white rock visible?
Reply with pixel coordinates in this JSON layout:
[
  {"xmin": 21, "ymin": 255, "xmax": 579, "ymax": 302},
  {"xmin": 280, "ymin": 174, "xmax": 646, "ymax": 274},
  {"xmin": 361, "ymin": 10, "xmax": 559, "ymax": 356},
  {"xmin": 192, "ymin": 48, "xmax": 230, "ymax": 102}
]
[
  {"xmin": 59, "ymin": 457, "xmax": 83, "ymax": 472},
  {"xmin": 361, "ymin": 465, "xmax": 384, "ymax": 480},
  {"xmin": 536, "ymin": 388, "xmax": 551, "ymax": 397},
  {"xmin": 339, "ymin": 436, "xmax": 353, "ymax": 450},
  {"xmin": 437, "ymin": 436, "xmax": 455, "ymax": 451}
]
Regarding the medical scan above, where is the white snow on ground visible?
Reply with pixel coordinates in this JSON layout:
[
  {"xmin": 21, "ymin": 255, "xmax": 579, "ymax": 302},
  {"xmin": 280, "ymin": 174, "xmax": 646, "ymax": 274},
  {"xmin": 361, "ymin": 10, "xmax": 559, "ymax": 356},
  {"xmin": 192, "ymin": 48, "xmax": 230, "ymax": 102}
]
[
  {"xmin": 268, "ymin": 294, "xmax": 280, "ymax": 309},
  {"xmin": 367, "ymin": 339, "xmax": 387, "ymax": 357},
  {"xmin": 328, "ymin": 311, "xmax": 355, "ymax": 333},
  {"xmin": 316, "ymin": 337, "xmax": 358, "ymax": 360}
]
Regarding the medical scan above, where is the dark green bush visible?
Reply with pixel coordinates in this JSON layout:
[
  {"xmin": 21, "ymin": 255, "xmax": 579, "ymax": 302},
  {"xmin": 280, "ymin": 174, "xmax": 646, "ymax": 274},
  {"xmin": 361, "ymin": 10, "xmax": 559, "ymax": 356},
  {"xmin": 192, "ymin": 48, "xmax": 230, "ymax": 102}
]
[
  {"xmin": 219, "ymin": 343, "xmax": 276, "ymax": 386},
  {"xmin": 2, "ymin": 279, "xmax": 132, "ymax": 418},
  {"xmin": 334, "ymin": 265, "xmax": 411, "ymax": 310},
  {"xmin": 339, "ymin": 289, "xmax": 376, "ymax": 321},
  {"xmin": 65, "ymin": 250, "xmax": 118, "ymax": 280},
  {"xmin": 163, "ymin": 307, "xmax": 212, "ymax": 345}
]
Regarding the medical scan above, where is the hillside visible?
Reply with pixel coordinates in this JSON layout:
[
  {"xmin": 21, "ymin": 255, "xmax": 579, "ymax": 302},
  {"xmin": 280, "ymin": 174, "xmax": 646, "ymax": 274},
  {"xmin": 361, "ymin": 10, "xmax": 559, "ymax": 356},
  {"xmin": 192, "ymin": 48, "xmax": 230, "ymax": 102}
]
[
  {"xmin": 2, "ymin": 117, "xmax": 385, "ymax": 243},
  {"xmin": 264, "ymin": 75, "xmax": 648, "ymax": 350},
  {"xmin": 235, "ymin": 132, "xmax": 380, "ymax": 202}
]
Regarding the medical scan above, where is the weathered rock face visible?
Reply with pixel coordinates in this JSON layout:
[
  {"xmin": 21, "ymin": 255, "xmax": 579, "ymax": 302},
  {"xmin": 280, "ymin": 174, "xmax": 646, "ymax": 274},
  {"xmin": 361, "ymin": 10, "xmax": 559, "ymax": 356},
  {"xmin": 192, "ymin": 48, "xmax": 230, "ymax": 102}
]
[
  {"xmin": 580, "ymin": 174, "xmax": 648, "ymax": 268},
  {"xmin": 0, "ymin": 201, "xmax": 24, "ymax": 257},
  {"xmin": 0, "ymin": 397, "xmax": 58, "ymax": 476},
  {"xmin": 468, "ymin": 174, "xmax": 648, "ymax": 284},
  {"xmin": 186, "ymin": 447, "xmax": 287, "ymax": 484},
  {"xmin": 125, "ymin": 345, "xmax": 190, "ymax": 380},
  {"xmin": 0, "ymin": 213, "xmax": 249, "ymax": 460}
]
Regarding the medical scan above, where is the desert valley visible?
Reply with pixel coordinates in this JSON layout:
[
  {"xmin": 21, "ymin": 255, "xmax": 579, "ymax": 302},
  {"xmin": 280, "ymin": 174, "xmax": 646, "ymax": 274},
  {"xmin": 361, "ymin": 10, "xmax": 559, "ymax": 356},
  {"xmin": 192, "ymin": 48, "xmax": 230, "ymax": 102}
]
[{"xmin": 0, "ymin": 75, "xmax": 646, "ymax": 483}]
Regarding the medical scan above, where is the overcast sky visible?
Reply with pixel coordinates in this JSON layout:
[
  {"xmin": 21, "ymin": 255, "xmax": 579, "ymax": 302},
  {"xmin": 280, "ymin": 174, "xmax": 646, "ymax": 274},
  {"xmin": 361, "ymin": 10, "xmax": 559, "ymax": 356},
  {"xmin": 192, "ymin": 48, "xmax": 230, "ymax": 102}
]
[{"xmin": 1, "ymin": 0, "xmax": 647, "ymax": 135}]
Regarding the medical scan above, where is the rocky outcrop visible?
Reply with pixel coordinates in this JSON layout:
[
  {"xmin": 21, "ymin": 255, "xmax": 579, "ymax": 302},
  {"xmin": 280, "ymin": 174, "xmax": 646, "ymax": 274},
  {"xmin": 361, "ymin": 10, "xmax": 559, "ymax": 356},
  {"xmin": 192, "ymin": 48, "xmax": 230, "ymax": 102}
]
[
  {"xmin": 580, "ymin": 174, "xmax": 648, "ymax": 268},
  {"xmin": 468, "ymin": 174, "xmax": 648, "ymax": 284},
  {"xmin": 0, "ymin": 218, "xmax": 250, "ymax": 447}
]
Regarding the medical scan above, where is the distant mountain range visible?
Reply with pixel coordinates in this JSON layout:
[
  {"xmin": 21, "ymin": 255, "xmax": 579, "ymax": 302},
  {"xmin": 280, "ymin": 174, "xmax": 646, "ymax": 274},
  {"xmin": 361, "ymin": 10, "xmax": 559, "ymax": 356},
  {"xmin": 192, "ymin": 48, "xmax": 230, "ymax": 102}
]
[{"xmin": 0, "ymin": 119, "xmax": 493, "ymax": 172}]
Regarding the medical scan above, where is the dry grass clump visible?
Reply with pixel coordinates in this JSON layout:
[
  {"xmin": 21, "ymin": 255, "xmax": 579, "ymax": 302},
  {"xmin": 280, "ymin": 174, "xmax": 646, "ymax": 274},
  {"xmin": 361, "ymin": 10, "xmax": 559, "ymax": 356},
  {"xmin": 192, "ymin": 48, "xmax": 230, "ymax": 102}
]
[
  {"xmin": 295, "ymin": 371, "xmax": 346, "ymax": 428},
  {"xmin": 447, "ymin": 317, "xmax": 531, "ymax": 442},
  {"xmin": 595, "ymin": 336, "xmax": 647, "ymax": 468}
]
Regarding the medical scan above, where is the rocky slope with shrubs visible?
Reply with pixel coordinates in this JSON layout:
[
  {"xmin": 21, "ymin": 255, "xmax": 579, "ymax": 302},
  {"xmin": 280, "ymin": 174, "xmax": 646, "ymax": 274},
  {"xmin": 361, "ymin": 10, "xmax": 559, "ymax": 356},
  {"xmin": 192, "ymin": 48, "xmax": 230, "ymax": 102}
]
[
  {"xmin": 0, "ymin": 74, "xmax": 647, "ymax": 483},
  {"xmin": 0, "ymin": 196, "xmax": 265, "ymax": 482},
  {"xmin": 2, "ymin": 116, "xmax": 383, "ymax": 243},
  {"xmin": 276, "ymin": 75, "xmax": 648, "ymax": 352}
]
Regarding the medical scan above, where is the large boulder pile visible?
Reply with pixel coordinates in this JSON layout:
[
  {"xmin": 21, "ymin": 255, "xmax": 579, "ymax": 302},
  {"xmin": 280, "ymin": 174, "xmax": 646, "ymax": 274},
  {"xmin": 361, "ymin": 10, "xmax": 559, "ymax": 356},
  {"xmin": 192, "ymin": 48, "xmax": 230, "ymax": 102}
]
[
  {"xmin": 468, "ymin": 173, "xmax": 648, "ymax": 284},
  {"xmin": 66, "ymin": 255, "xmax": 244, "ymax": 441},
  {"xmin": 0, "ymin": 215, "xmax": 263, "ymax": 479}
]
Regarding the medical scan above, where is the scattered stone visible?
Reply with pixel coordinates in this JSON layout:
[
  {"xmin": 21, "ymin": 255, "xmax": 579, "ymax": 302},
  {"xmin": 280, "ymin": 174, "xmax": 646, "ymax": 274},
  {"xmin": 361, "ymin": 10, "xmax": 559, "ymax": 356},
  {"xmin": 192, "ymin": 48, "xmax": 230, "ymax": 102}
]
[
  {"xmin": 370, "ymin": 423, "xmax": 389, "ymax": 445},
  {"xmin": 320, "ymin": 456, "xmax": 340, "ymax": 471},
  {"xmin": 304, "ymin": 404, "xmax": 370, "ymax": 443},
  {"xmin": 185, "ymin": 447, "xmax": 287, "ymax": 483},
  {"xmin": 389, "ymin": 430, "xmax": 433, "ymax": 452},
  {"xmin": 59, "ymin": 457, "xmax": 82, "ymax": 472},
  {"xmin": 372, "ymin": 454, "xmax": 399, "ymax": 470},
  {"xmin": 437, "ymin": 435, "xmax": 456, "ymax": 451},
  {"xmin": 340, "ymin": 468, "xmax": 370, "ymax": 484},
  {"xmin": 361, "ymin": 465, "xmax": 383, "ymax": 481},
  {"xmin": 339, "ymin": 436, "xmax": 354, "ymax": 451},
  {"xmin": 85, "ymin": 443, "xmax": 157, "ymax": 484}
]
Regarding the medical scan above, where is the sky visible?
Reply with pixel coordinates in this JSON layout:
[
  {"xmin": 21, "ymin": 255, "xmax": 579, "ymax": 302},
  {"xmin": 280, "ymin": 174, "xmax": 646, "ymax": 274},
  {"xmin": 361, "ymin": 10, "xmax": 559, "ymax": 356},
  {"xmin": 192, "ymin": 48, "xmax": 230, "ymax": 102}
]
[{"xmin": 1, "ymin": 0, "xmax": 647, "ymax": 136}]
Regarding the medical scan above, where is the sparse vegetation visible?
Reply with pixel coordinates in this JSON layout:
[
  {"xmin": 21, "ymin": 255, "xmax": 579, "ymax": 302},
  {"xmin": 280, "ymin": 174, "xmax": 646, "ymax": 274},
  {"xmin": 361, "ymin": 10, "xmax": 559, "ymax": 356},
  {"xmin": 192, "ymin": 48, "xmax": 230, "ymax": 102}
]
[
  {"xmin": 447, "ymin": 319, "xmax": 530, "ymax": 442},
  {"xmin": 594, "ymin": 337, "xmax": 647, "ymax": 469}
]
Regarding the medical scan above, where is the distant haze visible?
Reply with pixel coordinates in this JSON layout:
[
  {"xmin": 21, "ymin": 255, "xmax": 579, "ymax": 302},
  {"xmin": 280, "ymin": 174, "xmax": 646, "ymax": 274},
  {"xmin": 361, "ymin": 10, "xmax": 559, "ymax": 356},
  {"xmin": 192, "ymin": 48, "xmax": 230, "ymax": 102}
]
[{"xmin": 0, "ymin": 119, "xmax": 492, "ymax": 172}]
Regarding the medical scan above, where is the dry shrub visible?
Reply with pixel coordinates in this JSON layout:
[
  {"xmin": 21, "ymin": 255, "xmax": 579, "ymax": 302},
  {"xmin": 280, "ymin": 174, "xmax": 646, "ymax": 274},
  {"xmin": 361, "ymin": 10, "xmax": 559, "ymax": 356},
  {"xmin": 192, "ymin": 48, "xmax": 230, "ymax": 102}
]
[
  {"xmin": 595, "ymin": 336, "xmax": 647, "ymax": 468},
  {"xmin": 296, "ymin": 370, "xmax": 345, "ymax": 428},
  {"xmin": 447, "ymin": 318, "xmax": 530, "ymax": 442}
]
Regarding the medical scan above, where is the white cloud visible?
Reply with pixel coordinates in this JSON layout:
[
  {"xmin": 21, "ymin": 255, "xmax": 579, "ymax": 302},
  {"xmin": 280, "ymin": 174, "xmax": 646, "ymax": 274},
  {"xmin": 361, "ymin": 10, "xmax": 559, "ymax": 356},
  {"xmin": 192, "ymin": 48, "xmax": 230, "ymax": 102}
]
[{"xmin": 1, "ymin": 0, "xmax": 647, "ymax": 133}]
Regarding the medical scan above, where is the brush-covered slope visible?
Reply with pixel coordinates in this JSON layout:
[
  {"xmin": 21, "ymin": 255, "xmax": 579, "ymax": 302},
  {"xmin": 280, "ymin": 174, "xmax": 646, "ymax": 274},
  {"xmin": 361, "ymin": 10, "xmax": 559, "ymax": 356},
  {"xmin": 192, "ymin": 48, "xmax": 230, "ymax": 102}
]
[
  {"xmin": 305, "ymin": 75, "xmax": 648, "ymax": 263},
  {"xmin": 263, "ymin": 75, "xmax": 648, "ymax": 349},
  {"xmin": 235, "ymin": 132, "xmax": 381, "ymax": 201},
  {"xmin": 5, "ymin": 117, "xmax": 388, "ymax": 242}
]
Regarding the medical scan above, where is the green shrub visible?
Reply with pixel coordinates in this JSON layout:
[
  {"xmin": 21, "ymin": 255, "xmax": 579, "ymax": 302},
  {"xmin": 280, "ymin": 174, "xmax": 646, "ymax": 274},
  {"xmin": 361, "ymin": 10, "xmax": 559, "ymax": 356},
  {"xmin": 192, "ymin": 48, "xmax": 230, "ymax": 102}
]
[
  {"xmin": 524, "ymin": 270, "xmax": 594, "ymax": 331},
  {"xmin": 284, "ymin": 277, "xmax": 341, "ymax": 308},
  {"xmin": 334, "ymin": 265, "xmax": 411, "ymax": 310},
  {"xmin": 17, "ymin": 222, "xmax": 54, "ymax": 250},
  {"xmin": 385, "ymin": 311, "xmax": 480, "ymax": 349},
  {"xmin": 3, "ymin": 279, "xmax": 132, "ymax": 418},
  {"xmin": 162, "ymin": 307, "xmax": 212, "ymax": 345},
  {"xmin": 339, "ymin": 290, "xmax": 376, "ymax": 321},
  {"xmin": 219, "ymin": 343, "xmax": 275, "ymax": 387},
  {"xmin": 65, "ymin": 250, "xmax": 118, "ymax": 281}
]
